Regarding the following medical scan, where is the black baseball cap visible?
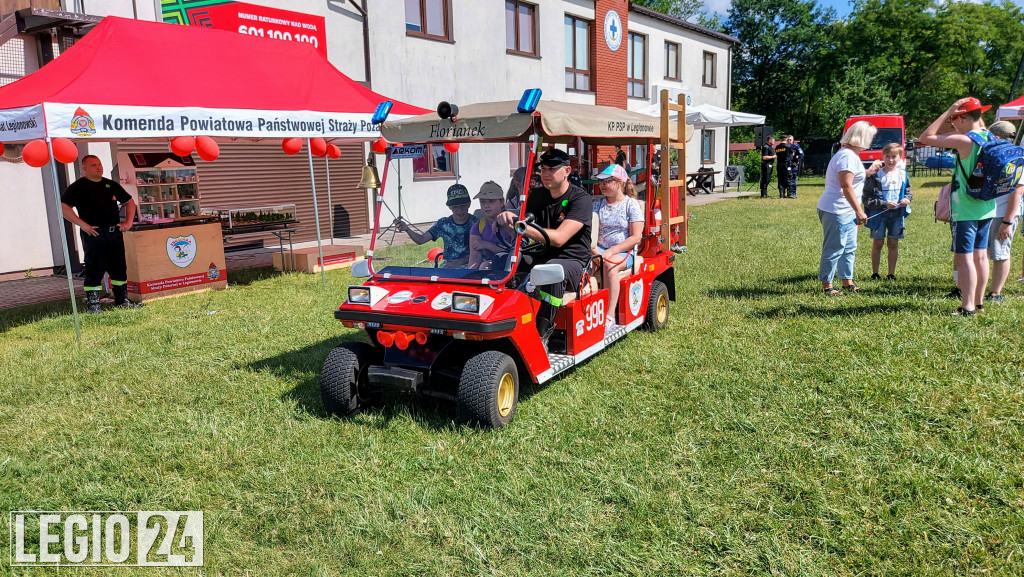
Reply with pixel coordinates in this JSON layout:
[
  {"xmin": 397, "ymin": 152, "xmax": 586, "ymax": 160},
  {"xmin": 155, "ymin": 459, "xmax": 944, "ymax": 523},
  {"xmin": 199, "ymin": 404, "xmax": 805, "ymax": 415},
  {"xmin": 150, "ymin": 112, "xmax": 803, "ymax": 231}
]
[
  {"xmin": 535, "ymin": 149, "xmax": 571, "ymax": 168},
  {"xmin": 445, "ymin": 184, "xmax": 471, "ymax": 206}
]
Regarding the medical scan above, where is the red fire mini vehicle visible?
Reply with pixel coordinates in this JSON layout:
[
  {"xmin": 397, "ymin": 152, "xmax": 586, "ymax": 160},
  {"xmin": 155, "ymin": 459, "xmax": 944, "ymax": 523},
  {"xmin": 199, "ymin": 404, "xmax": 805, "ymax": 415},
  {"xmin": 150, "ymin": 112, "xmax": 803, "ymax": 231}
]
[{"xmin": 321, "ymin": 95, "xmax": 692, "ymax": 428}]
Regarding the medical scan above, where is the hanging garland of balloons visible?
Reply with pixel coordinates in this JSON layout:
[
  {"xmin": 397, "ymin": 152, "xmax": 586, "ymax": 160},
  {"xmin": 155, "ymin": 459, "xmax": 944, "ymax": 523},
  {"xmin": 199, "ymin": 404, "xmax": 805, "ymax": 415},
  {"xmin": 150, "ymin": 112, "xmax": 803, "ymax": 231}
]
[
  {"xmin": 327, "ymin": 144, "xmax": 341, "ymax": 159},
  {"xmin": 21, "ymin": 139, "xmax": 51, "ymax": 167},
  {"xmin": 371, "ymin": 137, "xmax": 388, "ymax": 154},
  {"xmin": 195, "ymin": 136, "xmax": 220, "ymax": 161},
  {"xmin": 309, "ymin": 137, "xmax": 328, "ymax": 157},
  {"xmin": 170, "ymin": 136, "xmax": 195, "ymax": 156},
  {"xmin": 443, "ymin": 142, "xmax": 460, "ymax": 153}
]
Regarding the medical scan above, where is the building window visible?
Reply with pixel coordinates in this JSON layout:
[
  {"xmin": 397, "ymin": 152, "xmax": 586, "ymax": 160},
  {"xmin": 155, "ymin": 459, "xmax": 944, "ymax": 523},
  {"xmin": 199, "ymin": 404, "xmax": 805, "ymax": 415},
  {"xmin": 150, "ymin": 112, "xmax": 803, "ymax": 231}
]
[
  {"xmin": 627, "ymin": 32, "xmax": 646, "ymax": 98},
  {"xmin": 406, "ymin": 0, "xmax": 451, "ymax": 41},
  {"xmin": 664, "ymin": 41, "xmax": 679, "ymax": 81},
  {"xmin": 506, "ymin": 1, "xmax": 537, "ymax": 56},
  {"xmin": 509, "ymin": 143, "xmax": 530, "ymax": 176},
  {"xmin": 701, "ymin": 130, "xmax": 715, "ymax": 163},
  {"xmin": 702, "ymin": 51, "xmax": 716, "ymax": 87},
  {"xmin": 413, "ymin": 144, "xmax": 456, "ymax": 179},
  {"xmin": 564, "ymin": 15, "xmax": 590, "ymax": 91}
]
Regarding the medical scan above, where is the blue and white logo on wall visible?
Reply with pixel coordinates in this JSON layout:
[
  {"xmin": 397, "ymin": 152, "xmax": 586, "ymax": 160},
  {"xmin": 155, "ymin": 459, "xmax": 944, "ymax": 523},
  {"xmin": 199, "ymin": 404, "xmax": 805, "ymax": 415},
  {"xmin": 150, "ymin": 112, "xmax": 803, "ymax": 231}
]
[{"xmin": 604, "ymin": 10, "xmax": 622, "ymax": 52}]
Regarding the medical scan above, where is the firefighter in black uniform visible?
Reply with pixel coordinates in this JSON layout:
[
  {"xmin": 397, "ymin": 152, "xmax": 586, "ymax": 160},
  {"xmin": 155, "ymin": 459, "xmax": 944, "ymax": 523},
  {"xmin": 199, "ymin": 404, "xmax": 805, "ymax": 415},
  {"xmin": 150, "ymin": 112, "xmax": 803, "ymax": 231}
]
[
  {"xmin": 774, "ymin": 137, "xmax": 791, "ymax": 198},
  {"xmin": 786, "ymin": 135, "xmax": 804, "ymax": 198},
  {"xmin": 61, "ymin": 155, "xmax": 139, "ymax": 313},
  {"xmin": 760, "ymin": 136, "xmax": 776, "ymax": 198}
]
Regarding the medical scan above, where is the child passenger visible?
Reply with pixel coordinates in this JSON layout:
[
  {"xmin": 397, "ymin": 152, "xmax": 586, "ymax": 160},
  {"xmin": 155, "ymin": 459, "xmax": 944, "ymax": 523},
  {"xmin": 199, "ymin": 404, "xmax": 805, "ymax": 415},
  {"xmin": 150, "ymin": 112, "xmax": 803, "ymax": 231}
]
[
  {"xmin": 468, "ymin": 181, "xmax": 513, "ymax": 270},
  {"xmin": 862, "ymin": 142, "xmax": 912, "ymax": 280},
  {"xmin": 395, "ymin": 183, "xmax": 478, "ymax": 268},
  {"xmin": 593, "ymin": 164, "xmax": 643, "ymax": 330}
]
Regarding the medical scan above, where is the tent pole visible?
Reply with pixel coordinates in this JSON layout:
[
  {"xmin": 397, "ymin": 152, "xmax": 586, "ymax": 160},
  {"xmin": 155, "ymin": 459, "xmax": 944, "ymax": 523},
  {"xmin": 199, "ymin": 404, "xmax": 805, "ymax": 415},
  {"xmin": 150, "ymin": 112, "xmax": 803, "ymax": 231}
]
[
  {"xmin": 325, "ymin": 157, "xmax": 334, "ymax": 246},
  {"xmin": 307, "ymin": 141, "xmax": 326, "ymax": 287},
  {"xmin": 46, "ymin": 138, "xmax": 81, "ymax": 342}
]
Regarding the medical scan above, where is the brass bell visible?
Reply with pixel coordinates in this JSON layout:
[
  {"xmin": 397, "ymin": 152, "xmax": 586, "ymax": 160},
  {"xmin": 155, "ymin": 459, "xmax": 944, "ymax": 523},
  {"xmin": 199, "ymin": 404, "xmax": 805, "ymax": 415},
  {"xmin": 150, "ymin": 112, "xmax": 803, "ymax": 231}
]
[{"xmin": 358, "ymin": 159, "xmax": 381, "ymax": 190}]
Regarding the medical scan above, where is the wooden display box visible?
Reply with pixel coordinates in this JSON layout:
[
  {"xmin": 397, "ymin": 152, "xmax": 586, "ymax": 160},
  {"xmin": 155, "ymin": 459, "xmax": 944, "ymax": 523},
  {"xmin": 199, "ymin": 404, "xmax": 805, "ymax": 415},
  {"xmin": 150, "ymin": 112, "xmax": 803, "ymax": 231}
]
[
  {"xmin": 273, "ymin": 245, "xmax": 364, "ymax": 273},
  {"xmin": 124, "ymin": 221, "xmax": 227, "ymax": 303}
]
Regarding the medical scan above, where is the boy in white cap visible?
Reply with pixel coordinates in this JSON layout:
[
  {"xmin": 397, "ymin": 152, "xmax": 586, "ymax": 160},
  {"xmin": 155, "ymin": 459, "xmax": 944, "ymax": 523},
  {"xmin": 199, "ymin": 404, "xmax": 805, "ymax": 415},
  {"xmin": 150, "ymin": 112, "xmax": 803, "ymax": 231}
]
[{"xmin": 469, "ymin": 181, "xmax": 512, "ymax": 270}]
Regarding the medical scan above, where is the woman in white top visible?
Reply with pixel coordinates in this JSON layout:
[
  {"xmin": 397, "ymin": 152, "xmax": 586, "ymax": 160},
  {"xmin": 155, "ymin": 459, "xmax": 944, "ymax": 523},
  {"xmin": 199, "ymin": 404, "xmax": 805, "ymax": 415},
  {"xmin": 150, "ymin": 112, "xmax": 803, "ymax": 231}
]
[
  {"xmin": 817, "ymin": 120, "xmax": 880, "ymax": 295},
  {"xmin": 593, "ymin": 164, "xmax": 644, "ymax": 329}
]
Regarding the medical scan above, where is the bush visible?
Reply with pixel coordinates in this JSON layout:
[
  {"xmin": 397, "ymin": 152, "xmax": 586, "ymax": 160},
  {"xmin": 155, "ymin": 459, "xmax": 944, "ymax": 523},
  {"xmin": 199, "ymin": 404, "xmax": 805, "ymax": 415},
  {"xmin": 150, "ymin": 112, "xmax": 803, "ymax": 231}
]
[{"xmin": 741, "ymin": 149, "xmax": 762, "ymax": 184}]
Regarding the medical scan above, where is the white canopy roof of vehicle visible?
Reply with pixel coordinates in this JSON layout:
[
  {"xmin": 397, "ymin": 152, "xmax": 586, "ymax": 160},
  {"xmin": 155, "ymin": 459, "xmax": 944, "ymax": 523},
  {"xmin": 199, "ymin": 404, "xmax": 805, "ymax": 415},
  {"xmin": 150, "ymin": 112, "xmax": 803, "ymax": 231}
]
[{"xmin": 381, "ymin": 100, "xmax": 693, "ymax": 145}]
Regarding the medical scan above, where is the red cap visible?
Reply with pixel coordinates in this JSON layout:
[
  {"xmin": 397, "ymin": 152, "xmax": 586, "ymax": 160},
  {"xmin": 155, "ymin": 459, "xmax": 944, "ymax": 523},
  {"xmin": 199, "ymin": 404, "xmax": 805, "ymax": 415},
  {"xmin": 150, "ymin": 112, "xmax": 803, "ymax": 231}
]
[{"xmin": 951, "ymin": 97, "xmax": 991, "ymax": 118}]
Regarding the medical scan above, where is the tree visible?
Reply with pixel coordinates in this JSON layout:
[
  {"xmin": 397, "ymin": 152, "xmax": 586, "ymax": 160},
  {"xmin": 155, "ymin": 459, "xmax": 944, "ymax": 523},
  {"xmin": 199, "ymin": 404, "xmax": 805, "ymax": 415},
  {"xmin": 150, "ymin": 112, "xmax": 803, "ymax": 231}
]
[
  {"xmin": 630, "ymin": 0, "xmax": 705, "ymax": 22},
  {"xmin": 724, "ymin": 0, "xmax": 834, "ymax": 136}
]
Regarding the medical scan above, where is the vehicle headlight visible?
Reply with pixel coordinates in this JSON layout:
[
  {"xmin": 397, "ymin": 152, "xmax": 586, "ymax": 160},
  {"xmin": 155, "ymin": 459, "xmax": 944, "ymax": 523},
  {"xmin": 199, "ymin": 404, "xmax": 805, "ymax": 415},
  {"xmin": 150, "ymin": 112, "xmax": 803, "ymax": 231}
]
[
  {"xmin": 452, "ymin": 292, "xmax": 480, "ymax": 313},
  {"xmin": 348, "ymin": 286, "xmax": 371, "ymax": 304}
]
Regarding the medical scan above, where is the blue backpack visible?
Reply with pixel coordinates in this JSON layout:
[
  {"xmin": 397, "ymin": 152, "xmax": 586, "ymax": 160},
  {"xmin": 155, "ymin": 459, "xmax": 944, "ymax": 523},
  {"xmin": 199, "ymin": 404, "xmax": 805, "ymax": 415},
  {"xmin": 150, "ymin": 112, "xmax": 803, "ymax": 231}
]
[{"xmin": 956, "ymin": 131, "xmax": 1024, "ymax": 201}]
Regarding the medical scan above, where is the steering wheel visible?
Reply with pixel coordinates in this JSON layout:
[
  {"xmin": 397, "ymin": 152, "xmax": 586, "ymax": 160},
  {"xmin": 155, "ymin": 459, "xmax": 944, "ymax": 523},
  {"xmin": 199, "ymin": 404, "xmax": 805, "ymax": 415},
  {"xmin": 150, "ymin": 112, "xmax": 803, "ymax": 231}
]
[{"xmin": 517, "ymin": 214, "xmax": 550, "ymax": 255}]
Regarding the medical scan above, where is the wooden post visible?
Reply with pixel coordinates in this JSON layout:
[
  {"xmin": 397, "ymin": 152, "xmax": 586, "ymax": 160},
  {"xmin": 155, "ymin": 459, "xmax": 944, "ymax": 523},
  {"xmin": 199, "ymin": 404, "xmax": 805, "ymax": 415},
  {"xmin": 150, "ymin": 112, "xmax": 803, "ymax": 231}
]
[{"xmin": 659, "ymin": 90, "xmax": 688, "ymax": 250}]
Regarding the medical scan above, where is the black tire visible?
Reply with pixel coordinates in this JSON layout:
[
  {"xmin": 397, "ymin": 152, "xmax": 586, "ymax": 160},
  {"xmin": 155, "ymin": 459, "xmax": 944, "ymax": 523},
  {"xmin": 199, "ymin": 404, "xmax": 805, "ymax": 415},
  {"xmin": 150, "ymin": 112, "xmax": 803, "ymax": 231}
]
[
  {"xmin": 320, "ymin": 342, "xmax": 375, "ymax": 416},
  {"xmin": 643, "ymin": 280, "xmax": 669, "ymax": 331},
  {"xmin": 457, "ymin": 351, "xmax": 519, "ymax": 429}
]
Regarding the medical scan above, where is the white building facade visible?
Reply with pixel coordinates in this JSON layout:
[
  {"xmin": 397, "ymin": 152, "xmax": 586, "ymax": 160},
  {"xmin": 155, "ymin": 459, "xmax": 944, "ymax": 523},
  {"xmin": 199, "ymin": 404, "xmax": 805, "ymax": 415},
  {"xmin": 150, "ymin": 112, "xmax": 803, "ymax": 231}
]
[{"xmin": 0, "ymin": 0, "xmax": 736, "ymax": 277}]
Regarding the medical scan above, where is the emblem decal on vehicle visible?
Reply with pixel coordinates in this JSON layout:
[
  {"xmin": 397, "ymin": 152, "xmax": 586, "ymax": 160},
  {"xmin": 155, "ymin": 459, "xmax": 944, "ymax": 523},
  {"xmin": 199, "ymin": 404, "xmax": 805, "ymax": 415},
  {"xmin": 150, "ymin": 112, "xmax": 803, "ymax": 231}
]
[
  {"xmin": 388, "ymin": 290, "xmax": 413, "ymax": 304},
  {"xmin": 628, "ymin": 279, "xmax": 644, "ymax": 316},
  {"xmin": 431, "ymin": 292, "xmax": 452, "ymax": 310}
]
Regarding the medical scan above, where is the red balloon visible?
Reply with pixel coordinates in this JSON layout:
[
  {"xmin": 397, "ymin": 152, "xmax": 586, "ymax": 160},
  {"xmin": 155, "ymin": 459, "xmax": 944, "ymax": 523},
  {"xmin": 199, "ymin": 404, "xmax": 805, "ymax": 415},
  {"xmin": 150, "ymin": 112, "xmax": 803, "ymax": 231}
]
[
  {"xmin": 22, "ymin": 139, "xmax": 50, "ymax": 167},
  {"xmin": 310, "ymin": 137, "xmax": 327, "ymax": 157},
  {"xmin": 372, "ymin": 137, "xmax": 388, "ymax": 154},
  {"xmin": 281, "ymin": 137, "xmax": 302, "ymax": 155},
  {"xmin": 170, "ymin": 135, "xmax": 195, "ymax": 156},
  {"xmin": 195, "ymin": 136, "xmax": 220, "ymax": 161},
  {"xmin": 327, "ymin": 144, "xmax": 341, "ymax": 159},
  {"xmin": 51, "ymin": 138, "xmax": 78, "ymax": 164},
  {"xmin": 426, "ymin": 247, "xmax": 444, "ymax": 262},
  {"xmin": 443, "ymin": 142, "xmax": 460, "ymax": 153},
  {"xmin": 0, "ymin": 142, "xmax": 6, "ymax": 157}
]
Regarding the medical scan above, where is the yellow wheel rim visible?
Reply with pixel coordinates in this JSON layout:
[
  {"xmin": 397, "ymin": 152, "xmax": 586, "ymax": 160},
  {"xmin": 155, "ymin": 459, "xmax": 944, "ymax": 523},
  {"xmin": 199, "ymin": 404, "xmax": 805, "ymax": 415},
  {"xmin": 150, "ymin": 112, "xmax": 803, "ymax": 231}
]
[
  {"xmin": 497, "ymin": 373, "xmax": 515, "ymax": 417},
  {"xmin": 657, "ymin": 293, "xmax": 668, "ymax": 324}
]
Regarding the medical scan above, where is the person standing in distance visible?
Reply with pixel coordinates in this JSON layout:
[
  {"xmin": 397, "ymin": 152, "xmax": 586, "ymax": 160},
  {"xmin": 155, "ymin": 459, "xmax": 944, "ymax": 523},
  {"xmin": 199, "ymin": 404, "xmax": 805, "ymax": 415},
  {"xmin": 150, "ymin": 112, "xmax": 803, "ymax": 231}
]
[
  {"xmin": 61, "ymin": 155, "xmax": 138, "ymax": 313},
  {"xmin": 760, "ymin": 136, "xmax": 776, "ymax": 198},
  {"xmin": 786, "ymin": 135, "xmax": 804, "ymax": 198},
  {"xmin": 774, "ymin": 135, "xmax": 791, "ymax": 198}
]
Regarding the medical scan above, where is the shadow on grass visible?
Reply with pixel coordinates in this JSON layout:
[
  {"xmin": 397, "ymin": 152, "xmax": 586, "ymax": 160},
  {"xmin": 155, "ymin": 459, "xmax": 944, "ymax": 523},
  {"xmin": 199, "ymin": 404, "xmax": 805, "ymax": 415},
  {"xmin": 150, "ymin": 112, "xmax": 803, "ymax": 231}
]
[
  {"xmin": 750, "ymin": 302, "xmax": 928, "ymax": 319},
  {"xmin": 709, "ymin": 273, "xmax": 957, "ymax": 302},
  {"xmin": 254, "ymin": 336, "xmax": 464, "ymax": 431},
  {"xmin": 227, "ymin": 266, "xmax": 281, "ymax": 286},
  {"xmin": 0, "ymin": 300, "xmax": 75, "ymax": 333}
]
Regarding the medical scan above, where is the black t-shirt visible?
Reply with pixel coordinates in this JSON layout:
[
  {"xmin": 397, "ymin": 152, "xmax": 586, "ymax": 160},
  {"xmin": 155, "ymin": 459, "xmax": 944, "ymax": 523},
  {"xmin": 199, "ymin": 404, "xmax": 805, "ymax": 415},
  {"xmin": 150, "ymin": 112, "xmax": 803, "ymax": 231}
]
[
  {"xmin": 524, "ymin": 183, "xmax": 592, "ymax": 264},
  {"xmin": 761, "ymin": 144, "xmax": 775, "ymax": 163},
  {"xmin": 61, "ymin": 177, "xmax": 132, "ymax": 228},
  {"xmin": 774, "ymin": 143, "xmax": 791, "ymax": 164}
]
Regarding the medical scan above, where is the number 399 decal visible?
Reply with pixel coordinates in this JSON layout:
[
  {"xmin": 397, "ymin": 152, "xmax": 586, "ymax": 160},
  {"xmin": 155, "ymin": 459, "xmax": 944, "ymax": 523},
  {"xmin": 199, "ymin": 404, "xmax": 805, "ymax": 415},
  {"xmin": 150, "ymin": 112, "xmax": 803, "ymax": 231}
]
[{"xmin": 575, "ymin": 299, "xmax": 605, "ymax": 336}]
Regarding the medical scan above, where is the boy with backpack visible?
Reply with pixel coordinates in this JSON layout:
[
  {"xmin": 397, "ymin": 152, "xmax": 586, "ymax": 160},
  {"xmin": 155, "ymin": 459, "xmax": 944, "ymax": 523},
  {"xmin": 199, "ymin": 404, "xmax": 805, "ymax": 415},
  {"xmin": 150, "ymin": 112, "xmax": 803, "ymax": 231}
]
[{"xmin": 918, "ymin": 97, "xmax": 997, "ymax": 316}]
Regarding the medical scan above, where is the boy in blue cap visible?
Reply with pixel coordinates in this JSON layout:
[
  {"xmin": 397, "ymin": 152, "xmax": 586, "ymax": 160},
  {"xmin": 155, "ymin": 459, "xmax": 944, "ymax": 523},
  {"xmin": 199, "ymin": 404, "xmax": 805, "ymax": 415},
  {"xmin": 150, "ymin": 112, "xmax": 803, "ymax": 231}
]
[{"xmin": 395, "ymin": 183, "xmax": 478, "ymax": 268}]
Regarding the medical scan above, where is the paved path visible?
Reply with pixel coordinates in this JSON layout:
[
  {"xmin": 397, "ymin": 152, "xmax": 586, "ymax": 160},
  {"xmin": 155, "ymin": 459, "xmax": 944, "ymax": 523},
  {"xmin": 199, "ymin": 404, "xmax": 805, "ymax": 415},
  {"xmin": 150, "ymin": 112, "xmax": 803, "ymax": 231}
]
[{"xmin": 1, "ymin": 190, "xmax": 760, "ymax": 311}]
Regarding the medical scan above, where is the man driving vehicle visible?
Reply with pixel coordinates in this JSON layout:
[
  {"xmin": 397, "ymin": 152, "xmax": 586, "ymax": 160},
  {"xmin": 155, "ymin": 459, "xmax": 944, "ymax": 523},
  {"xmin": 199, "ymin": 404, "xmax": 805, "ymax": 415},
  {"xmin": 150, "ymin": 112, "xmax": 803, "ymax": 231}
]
[{"xmin": 497, "ymin": 148, "xmax": 593, "ymax": 343}]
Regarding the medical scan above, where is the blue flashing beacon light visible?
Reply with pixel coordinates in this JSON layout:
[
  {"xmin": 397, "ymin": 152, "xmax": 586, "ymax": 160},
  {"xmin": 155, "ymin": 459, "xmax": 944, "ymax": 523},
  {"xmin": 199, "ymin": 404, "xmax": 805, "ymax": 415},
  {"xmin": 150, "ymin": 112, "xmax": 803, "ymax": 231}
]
[
  {"xmin": 371, "ymin": 100, "xmax": 394, "ymax": 125},
  {"xmin": 517, "ymin": 89, "xmax": 542, "ymax": 113}
]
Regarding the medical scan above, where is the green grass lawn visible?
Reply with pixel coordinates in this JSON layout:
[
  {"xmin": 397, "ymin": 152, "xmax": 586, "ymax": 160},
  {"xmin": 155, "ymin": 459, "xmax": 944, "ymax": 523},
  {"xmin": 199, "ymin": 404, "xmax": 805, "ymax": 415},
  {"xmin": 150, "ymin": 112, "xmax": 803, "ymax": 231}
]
[{"xmin": 2, "ymin": 176, "xmax": 1023, "ymax": 575}]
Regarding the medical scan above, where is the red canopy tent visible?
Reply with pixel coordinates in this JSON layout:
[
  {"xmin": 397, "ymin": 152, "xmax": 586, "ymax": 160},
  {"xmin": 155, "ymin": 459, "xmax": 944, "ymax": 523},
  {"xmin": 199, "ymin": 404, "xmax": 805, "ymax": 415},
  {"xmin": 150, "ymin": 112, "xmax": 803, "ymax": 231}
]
[
  {"xmin": 0, "ymin": 16, "xmax": 426, "ymax": 141},
  {"xmin": 997, "ymin": 94, "xmax": 1024, "ymax": 121},
  {"xmin": 0, "ymin": 16, "xmax": 428, "ymax": 338}
]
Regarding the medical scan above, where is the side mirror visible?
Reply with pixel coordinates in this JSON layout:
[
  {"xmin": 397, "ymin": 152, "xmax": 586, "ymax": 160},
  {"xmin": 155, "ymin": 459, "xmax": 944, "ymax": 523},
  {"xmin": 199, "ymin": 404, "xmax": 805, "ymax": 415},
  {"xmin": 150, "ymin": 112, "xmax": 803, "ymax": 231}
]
[
  {"xmin": 351, "ymin": 259, "xmax": 371, "ymax": 278},
  {"xmin": 529, "ymin": 263, "xmax": 564, "ymax": 287}
]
